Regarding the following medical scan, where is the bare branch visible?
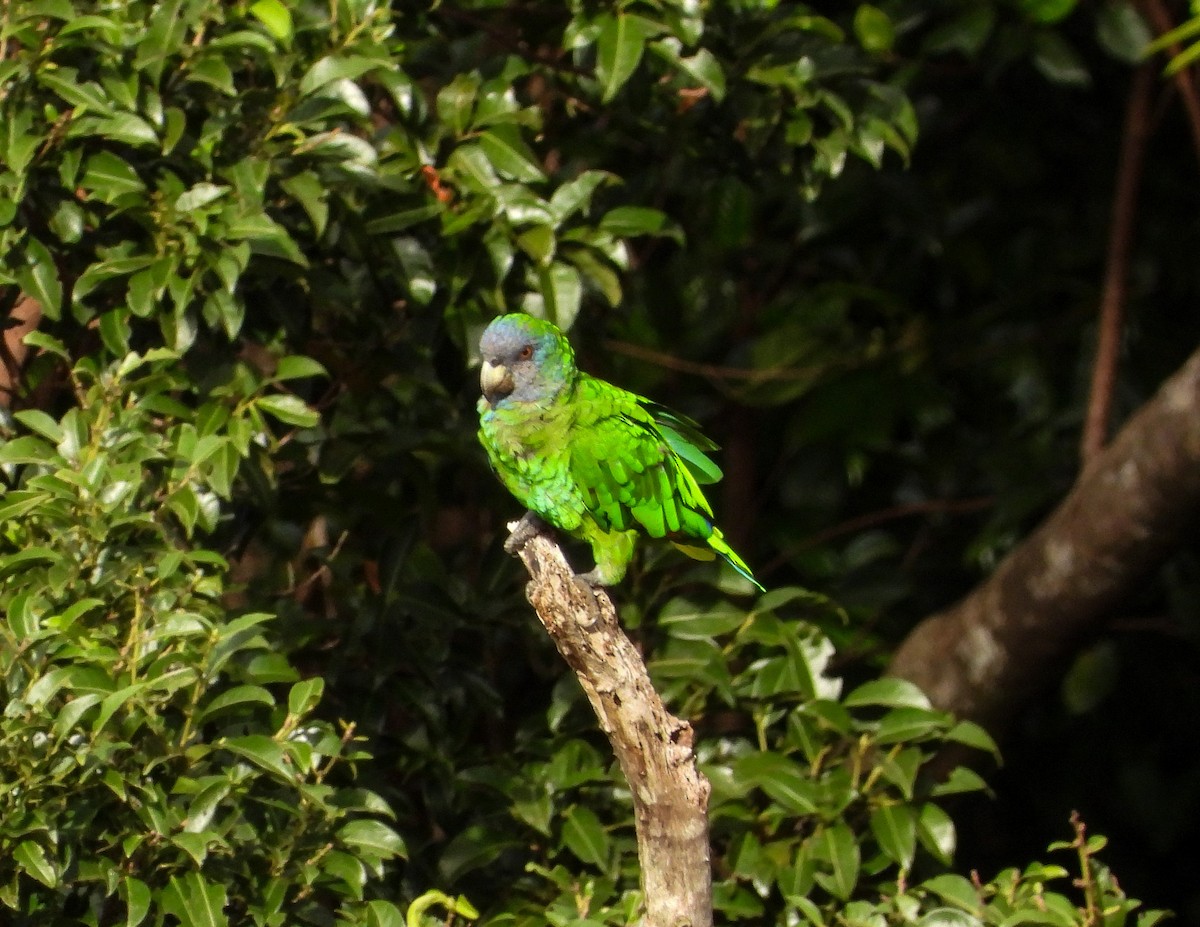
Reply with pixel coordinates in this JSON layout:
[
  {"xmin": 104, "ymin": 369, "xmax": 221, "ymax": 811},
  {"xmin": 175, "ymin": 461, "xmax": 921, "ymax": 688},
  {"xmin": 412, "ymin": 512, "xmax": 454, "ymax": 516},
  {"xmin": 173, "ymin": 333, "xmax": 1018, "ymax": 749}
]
[
  {"xmin": 1081, "ymin": 65, "xmax": 1154, "ymax": 463},
  {"xmin": 507, "ymin": 525, "xmax": 713, "ymax": 927},
  {"xmin": 889, "ymin": 342, "xmax": 1200, "ymax": 734}
]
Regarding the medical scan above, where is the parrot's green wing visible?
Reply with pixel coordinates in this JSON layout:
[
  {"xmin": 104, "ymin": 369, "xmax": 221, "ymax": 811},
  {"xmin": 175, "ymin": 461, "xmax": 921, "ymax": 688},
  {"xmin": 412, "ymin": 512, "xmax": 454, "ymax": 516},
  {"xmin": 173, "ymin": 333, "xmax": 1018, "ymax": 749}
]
[
  {"xmin": 641, "ymin": 401, "xmax": 724, "ymax": 485},
  {"xmin": 569, "ymin": 377, "xmax": 763, "ymax": 590}
]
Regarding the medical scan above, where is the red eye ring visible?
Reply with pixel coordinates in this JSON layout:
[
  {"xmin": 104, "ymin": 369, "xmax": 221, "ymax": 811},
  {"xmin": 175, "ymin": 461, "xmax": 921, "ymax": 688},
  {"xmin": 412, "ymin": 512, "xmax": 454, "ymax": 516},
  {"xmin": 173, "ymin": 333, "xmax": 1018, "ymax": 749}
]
[{"xmin": 518, "ymin": 344, "xmax": 533, "ymax": 360}]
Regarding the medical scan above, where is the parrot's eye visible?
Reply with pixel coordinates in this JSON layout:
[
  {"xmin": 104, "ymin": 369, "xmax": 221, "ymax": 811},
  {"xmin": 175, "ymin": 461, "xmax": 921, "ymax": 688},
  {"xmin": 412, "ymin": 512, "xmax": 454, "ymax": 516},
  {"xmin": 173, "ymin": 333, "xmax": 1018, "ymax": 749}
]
[{"xmin": 518, "ymin": 344, "xmax": 533, "ymax": 360}]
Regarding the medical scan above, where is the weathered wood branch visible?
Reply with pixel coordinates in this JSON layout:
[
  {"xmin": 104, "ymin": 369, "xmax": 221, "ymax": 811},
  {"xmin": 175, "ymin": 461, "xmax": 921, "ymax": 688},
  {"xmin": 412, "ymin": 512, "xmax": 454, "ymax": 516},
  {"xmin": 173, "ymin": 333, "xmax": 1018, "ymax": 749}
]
[
  {"xmin": 889, "ymin": 343, "xmax": 1200, "ymax": 734},
  {"xmin": 507, "ymin": 524, "xmax": 713, "ymax": 927}
]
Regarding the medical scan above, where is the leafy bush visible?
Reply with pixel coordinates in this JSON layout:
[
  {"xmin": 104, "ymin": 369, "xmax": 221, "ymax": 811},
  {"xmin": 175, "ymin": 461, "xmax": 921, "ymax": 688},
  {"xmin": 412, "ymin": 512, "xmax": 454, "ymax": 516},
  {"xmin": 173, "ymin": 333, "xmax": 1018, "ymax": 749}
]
[
  {"xmin": 428, "ymin": 587, "xmax": 1164, "ymax": 926},
  {"xmin": 0, "ymin": 347, "xmax": 405, "ymax": 925}
]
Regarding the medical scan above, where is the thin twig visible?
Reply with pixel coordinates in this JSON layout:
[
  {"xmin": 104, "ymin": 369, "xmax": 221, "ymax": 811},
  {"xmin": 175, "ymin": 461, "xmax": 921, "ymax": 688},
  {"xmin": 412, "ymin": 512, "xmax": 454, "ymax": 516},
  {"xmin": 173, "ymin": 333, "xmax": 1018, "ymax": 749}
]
[
  {"xmin": 1138, "ymin": 0, "xmax": 1200, "ymax": 165},
  {"xmin": 762, "ymin": 496, "xmax": 992, "ymax": 575},
  {"xmin": 1081, "ymin": 65, "xmax": 1153, "ymax": 464}
]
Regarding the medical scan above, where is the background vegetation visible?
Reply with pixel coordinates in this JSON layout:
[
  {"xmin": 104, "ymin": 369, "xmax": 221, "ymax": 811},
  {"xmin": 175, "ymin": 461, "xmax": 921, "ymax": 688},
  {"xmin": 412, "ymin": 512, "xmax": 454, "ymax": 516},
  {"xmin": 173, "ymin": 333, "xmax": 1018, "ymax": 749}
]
[{"xmin": 0, "ymin": 0, "xmax": 1195, "ymax": 924}]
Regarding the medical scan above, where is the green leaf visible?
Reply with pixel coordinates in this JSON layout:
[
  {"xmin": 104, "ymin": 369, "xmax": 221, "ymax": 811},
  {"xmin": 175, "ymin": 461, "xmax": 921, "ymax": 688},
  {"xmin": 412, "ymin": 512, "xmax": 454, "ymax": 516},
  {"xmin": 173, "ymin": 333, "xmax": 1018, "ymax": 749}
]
[
  {"xmin": 14, "ymin": 409, "xmax": 64, "ymax": 444},
  {"xmin": 17, "ymin": 238, "xmax": 62, "ymax": 319},
  {"xmin": 436, "ymin": 72, "xmax": 480, "ymax": 136},
  {"xmin": 854, "ymin": 5, "xmax": 895, "ymax": 54},
  {"xmin": 299, "ymin": 54, "xmax": 385, "ymax": 97},
  {"xmin": 171, "ymin": 831, "xmax": 213, "ymax": 867},
  {"xmin": 874, "ymin": 706, "xmax": 949, "ymax": 744},
  {"xmin": 658, "ymin": 598, "xmax": 746, "ymax": 640},
  {"xmin": 870, "ymin": 804, "xmax": 917, "ymax": 869},
  {"xmin": 595, "ymin": 13, "xmax": 657, "ymax": 102},
  {"xmin": 287, "ymin": 677, "xmax": 325, "ymax": 716},
  {"xmin": 650, "ymin": 43, "xmax": 727, "ymax": 101},
  {"xmin": 812, "ymin": 823, "xmax": 859, "ymax": 900},
  {"xmin": 127, "ymin": 268, "xmax": 157, "ymax": 318},
  {"xmin": 82, "ymin": 151, "xmax": 146, "ymax": 202},
  {"xmin": 23, "ymin": 330, "xmax": 70, "ymax": 360},
  {"xmin": 921, "ymin": 873, "xmax": 981, "ymax": 913},
  {"xmin": 249, "ymin": 0, "xmax": 292, "ymax": 42},
  {"xmin": 223, "ymin": 734, "xmax": 295, "ymax": 783},
  {"xmin": 930, "ymin": 766, "xmax": 990, "ymax": 797},
  {"xmin": 161, "ymin": 872, "xmax": 229, "ymax": 927},
  {"xmin": 548, "ymin": 171, "xmax": 612, "ymax": 223},
  {"xmin": 175, "ymin": 182, "xmax": 229, "ymax": 213},
  {"xmin": 37, "ymin": 70, "xmax": 113, "ymax": 114},
  {"xmin": 1031, "ymin": 30, "xmax": 1090, "ymax": 86},
  {"xmin": 561, "ymin": 805, "xmax": 610, "ymax": 867},
  {"xmin": 1020, "ymin": 0, "xmax": 1077, "ymax": 24},
  {"xmin": 121, "ymin": 876, "xmax": 152, "ymax": 927},
  {"xmin": 734, "ymin": 752, "xmax": 820, "ymax": 814},
  {"xmin": 1096, "ymin": 1, "xmax": 1151, "ymax": 64},
  {"xmin": 478, "ymin": 125, "xmax": 546, "ymax": 182},
  {"xmin": 537, "ymin": 262, "xmax": 582, "ymax": 331},
  {"xmin": 280, "ymin": 172, "xmax": 329, "ymax": 236},
  {"xmin": 925, "ymin": 7, "xmax": 996, "ymax": 56},
  {"xmin": 274, "ymin": 355, "xmax": 328, "ymax": 381},
  {"xmin": 599, "ymin": 205, "xmax": 679, "ymax": 240},
  {"xmin": 917, "ymin": 802, "xmax": 956, "ymax": 864},
  {"xmin": 338, "ymin": 819, "xmax": 408, "ymax": 860},
  {"xmin": 14, "ymin": 840, "xmax": 57, "ymax": 889},
  {"xmin": 392, "ymin": 237, "xmax": 437, "ymax": 305},
  {"xmin": 844, "ymin": 678, "xmax": 932, "ymax": 709},
  {"xmin": 91, "ymin": 112, "xmax": 159, "ymax": 148},
  {"xmin": 516, "ymin": 225, "xmax": 555, "ymax": 265},
  {"xmin": 48, "ymin": 199, "xmax": 84, "ymax": 242},
  {"xmin": 256, "ymin": 394, "xmax": 320, "ymax": 428},
  {"xmin": 197, "ymin": 685, "xmax": 275, "ymax": 722}
]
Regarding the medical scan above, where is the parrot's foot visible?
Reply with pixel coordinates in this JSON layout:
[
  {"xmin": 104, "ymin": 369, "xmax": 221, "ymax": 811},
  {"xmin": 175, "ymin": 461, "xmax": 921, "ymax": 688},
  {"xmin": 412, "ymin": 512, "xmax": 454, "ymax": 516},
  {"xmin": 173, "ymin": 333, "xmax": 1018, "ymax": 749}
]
[{"xmin": 505, "ymin": 511, "xmax": 550, "ymax": 554}]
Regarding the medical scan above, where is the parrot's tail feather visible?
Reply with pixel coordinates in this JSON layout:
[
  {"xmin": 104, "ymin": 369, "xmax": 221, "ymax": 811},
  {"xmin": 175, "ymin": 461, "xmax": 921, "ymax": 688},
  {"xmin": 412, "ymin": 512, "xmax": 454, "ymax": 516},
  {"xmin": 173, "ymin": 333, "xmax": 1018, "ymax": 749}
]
[
  {"xmin": 670, "ymin": 540, "xmax": 716, "ymax": 562},
  {"xmin": 706, "ymin": 530, "xmax": 766, "ymax": 593}
]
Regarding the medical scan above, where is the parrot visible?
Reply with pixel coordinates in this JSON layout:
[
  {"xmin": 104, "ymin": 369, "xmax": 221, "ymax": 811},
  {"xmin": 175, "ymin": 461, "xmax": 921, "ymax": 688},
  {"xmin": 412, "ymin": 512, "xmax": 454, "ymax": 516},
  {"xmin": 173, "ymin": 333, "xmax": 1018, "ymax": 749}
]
[{"xmin": 477, "ymin": 312, "xmax": 764, "ymax": 592}]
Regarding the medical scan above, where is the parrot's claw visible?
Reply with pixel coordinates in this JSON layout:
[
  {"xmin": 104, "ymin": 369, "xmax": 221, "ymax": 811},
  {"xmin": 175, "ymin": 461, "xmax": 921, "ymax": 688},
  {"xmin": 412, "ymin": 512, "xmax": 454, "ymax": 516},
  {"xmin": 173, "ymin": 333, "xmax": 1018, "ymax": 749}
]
[{"xmin": 505, "ymin": 511, "xmax": 549, "ymax": 554}]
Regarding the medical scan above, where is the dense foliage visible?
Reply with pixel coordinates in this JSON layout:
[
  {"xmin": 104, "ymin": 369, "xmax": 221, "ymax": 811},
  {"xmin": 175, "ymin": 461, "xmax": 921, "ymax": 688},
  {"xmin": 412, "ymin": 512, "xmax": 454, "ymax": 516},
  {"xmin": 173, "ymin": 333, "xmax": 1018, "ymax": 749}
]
[{"xmin": 0, "ymin": 0, "xmax": 1193, "ymax": 924}]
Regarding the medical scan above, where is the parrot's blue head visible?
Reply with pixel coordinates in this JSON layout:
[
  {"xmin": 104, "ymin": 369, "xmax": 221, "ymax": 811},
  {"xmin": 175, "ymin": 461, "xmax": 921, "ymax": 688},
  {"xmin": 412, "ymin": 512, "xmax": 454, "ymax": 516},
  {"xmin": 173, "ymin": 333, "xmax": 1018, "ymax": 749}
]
[{"xmin": 479, "ymin": 314, "xmax": 577, "ymax": 407}]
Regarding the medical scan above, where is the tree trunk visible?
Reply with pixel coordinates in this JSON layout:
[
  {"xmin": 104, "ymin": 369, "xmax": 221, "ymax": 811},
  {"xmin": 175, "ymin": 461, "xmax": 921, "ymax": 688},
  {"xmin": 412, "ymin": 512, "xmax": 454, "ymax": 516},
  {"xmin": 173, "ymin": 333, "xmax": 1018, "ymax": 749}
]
[
  {"xmin": 889, "ymin": 343, "xmax": 1200, "ymax": 734},
  {"xmin": 508, "ymin": 525, "xmax": 713, "ymax": 927}
]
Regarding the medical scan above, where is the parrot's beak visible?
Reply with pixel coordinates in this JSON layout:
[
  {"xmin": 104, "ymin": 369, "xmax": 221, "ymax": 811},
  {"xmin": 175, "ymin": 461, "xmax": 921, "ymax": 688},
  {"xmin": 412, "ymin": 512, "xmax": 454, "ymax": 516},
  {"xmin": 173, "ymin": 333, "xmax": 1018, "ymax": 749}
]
[{"xmin": 480, "ymin": 360, "xmax": 514, "ymax": 404}]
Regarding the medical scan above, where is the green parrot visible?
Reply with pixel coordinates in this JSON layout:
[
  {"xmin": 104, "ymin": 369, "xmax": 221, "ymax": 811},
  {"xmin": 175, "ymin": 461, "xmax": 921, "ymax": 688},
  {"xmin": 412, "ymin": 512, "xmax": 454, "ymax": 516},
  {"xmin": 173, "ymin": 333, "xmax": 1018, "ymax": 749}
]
[{"xmin": 477, "ymin": 312, "xmax": 764, "ymax": 591}]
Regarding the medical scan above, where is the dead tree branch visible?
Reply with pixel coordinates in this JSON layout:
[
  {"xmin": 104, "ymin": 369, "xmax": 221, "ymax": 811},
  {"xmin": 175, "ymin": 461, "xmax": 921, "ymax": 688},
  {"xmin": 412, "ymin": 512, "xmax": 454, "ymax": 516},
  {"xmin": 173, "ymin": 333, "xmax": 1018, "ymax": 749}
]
[
  {"xmin": 507, "ymin": 524, "xmax": 713, "ymax": 927},
  {"xmin": 889, "ymin": 342, "xmax": 1200, "ymax": 735}
]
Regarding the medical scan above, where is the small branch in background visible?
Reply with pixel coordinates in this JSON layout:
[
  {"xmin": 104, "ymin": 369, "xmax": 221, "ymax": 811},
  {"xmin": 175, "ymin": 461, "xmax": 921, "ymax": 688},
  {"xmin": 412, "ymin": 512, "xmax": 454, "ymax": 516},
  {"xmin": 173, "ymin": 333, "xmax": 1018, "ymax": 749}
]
[
  {"xmin": 0, "ymin": 294, "xmax": 43, "ymax": 409},
  {"xmin": 506, "ymin": 525, "xmax": 713, "ymax": 927},
  {"xmin": 761, "ymin": 496, "xmax": 993, "ymax": 577},
  {"xmin": 1081, "ymin": 65, "xmax": 1153, "ymax": 465},
  {"xmin": 1138, "ymin": 0, "xmax": 1200, "ymax": 165}
]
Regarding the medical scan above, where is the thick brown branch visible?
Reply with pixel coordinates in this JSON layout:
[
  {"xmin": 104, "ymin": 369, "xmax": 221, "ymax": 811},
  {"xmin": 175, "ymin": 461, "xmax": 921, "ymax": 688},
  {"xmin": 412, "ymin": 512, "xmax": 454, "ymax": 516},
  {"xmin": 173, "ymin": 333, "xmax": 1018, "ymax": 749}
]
[
  {"xmin": 1081, "ymin": 65, "xmax": 1153, "ymax": 464},
  {"xmin": 889, "ymin": 342, "xmax": 1200, "ymax": 734},
  {"xmin": 507, "ymin": 526, "xmax": 713, "ymax": 927}
]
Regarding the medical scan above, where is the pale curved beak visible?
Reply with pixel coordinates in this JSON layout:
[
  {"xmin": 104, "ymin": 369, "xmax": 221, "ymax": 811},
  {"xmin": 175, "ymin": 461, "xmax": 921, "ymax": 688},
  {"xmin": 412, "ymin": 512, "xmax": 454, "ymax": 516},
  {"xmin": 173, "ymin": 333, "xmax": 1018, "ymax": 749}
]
[{"xmin": 480, "ymin": 360, "xmax": 514, "ymax": 404}]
